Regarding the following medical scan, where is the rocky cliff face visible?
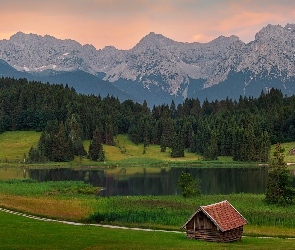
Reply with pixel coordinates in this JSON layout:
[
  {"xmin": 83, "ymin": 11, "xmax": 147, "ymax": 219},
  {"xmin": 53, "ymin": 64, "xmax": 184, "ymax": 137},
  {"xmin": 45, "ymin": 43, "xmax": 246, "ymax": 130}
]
[{"xmin": 1, "ymin": 24, "xmax": 295, "ymax": 100}]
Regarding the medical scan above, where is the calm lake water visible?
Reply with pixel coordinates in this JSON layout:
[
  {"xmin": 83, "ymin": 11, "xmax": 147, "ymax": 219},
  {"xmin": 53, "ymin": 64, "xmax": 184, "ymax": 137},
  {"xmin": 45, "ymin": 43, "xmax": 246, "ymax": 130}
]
[{"xmin": 3, "ymin": 166, "xmax": 295, "ymax": 196}]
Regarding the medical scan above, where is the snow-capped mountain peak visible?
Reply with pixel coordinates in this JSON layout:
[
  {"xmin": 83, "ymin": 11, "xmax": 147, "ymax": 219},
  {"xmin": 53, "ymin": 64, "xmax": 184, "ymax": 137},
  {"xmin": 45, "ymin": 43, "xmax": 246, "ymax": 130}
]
[{"xmin": 1, "ymin": 24, "xmax": 295, "ymax": 104}]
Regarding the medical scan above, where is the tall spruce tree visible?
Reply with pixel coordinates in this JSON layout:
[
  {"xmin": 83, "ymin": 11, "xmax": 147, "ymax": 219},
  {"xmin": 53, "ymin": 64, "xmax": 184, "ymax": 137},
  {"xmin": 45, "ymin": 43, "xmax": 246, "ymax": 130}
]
[
  {"xmin": 89, "ymin": 126, "xmax": 105, "ymax": 162},
  {"xmin": 52, "ymin": 122, "xmax": 74, "ymax": 162},
  {"xmin": 258, "ymin": 131, "xmax": 271, "ymax": 162},
  {"xmin": 66, "ymin": 113, "xmax": 87, "ymax": 157},
  {"xmin": 265, "ymin": 143, "xmax": 295, "ymax": 204},
  {"xmin": 203, "ymin": 130, "xmax": 218, "ymax": 160},
  {"xmin": 171, "ymin": 132, "xmax": 184, "ymax": 158},
  {"xmin": 160, "ymin": 116, "xmax": 174, "ymax": 149}
]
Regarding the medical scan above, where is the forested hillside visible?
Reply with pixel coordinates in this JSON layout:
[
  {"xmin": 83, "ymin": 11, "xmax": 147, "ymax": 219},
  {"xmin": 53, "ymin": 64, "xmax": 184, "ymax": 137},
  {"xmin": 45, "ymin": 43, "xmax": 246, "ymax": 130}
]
[{"xmin": 1, "ymin": 77, "xmax": 295, "ymax": 162}]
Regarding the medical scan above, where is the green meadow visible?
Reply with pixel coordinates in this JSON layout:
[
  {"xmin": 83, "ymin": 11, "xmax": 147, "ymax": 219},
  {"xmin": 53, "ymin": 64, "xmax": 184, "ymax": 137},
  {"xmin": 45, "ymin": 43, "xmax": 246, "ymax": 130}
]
[
  {"xmin": 0, "ymin": 131, "xmax": 229, "ymax": 168},
  {"xmin": 0, "ymin": 131, "xmax": 40, "ymax": 163},
  {"xmin": 3, "ymin": 131, "xmax": 295, "ymax": 167},
  {"xmin": 2, "ymin": 210, "xmax": 295, "ymax": 250}
]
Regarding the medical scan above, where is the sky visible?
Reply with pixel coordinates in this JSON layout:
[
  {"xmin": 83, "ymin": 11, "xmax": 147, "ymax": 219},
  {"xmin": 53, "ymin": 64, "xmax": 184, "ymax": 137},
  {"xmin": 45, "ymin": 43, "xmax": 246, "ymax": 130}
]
[{"xmin": 1, "ymin": 0, "xmax": 295, "ymax": 50}]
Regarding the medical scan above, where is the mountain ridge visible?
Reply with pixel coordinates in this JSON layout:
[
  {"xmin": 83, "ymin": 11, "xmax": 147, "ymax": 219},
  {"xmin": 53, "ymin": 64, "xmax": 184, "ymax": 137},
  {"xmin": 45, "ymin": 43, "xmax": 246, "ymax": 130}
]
[{"xmin": 1, "ymin": 24, "xmax": 295, "ymax": 105}]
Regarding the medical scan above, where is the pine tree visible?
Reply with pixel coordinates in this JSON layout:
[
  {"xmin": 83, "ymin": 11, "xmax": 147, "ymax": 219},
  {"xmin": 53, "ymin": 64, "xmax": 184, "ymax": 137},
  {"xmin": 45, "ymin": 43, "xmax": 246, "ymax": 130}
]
[
  {"xmin": 28, "ymin": 146, "xmax": 46, "ymax": 163},
  {"xmin": 265, "ymin": 143, "xmax": 295, "ymax": 205},
  {"xmin": 160, "ymin": 134, "xmax": 167, "ymax": 152},
  {"xmin": 66, "ymin": 114, "xmax": 86, "ymax": 157},
  {"xmin": 160, "ymin": 116, "xmax": 174, "ymax": 149},
  {"xmin": 89, "ymin": 126, "xmax": 105, "ymax": 161},
  {"xmin": 104, "ymin": 115, "xmax": 115, "ymax": 145},
  {"xmin": 189, "ymin": 130, "xmax": 196, "ymax": 153},
  {"xmin": 203, "ymin": 130, "xmax": 218, "ymax": 160},
  {"xmin": 52, "ymin": 122, "xmax": 74, "ymax": 162},
  {"xmin": 171, "ymin": 132, "xmax": 184, "ymax": 158},
  {"xmin": 258, "ymin": 131, "xmax": 271, "ymax": 162}
]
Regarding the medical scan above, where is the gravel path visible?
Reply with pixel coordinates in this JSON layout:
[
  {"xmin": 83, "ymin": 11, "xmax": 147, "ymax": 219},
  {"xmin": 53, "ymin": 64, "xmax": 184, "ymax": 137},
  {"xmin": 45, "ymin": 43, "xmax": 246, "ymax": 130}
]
[
  {"xmin": 0, "ymin": 207, "xmax": 183, "ymax": 234},
  {"xmin": 1, "ymin": 207, "xmax": 295, "ymax": 240}
]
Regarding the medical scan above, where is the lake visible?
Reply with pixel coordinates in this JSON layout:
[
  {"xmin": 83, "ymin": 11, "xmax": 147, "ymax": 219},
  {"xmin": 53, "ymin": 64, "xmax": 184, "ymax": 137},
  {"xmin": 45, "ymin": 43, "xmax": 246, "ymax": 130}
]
[{"xmin": 3, "ymin": 166, "xmax": 294, "ymax": 196}]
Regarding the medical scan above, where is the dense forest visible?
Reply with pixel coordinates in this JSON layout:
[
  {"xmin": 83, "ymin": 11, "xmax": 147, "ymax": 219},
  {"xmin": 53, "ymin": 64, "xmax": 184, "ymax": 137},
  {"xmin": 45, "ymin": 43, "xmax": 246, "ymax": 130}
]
[{"xmin": 1, "ymin": 77, "xmax": 295, "ymax": 162}]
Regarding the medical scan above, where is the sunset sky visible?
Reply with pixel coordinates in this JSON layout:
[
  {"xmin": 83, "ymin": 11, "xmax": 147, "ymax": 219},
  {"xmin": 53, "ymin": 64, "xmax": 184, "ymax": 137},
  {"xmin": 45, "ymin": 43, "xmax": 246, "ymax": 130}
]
[{"xmin": 1, "ymin": 0, "xmax": 295, "ymax": 50}]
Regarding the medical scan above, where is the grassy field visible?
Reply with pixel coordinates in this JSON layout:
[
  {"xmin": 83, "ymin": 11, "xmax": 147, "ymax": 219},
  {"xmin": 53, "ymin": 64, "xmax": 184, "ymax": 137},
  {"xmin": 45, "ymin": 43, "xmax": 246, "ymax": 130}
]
[
  {"xmin": 84, "ymin": 134, "xmax": 205, "ymax": 165},
  {"xmin": 2, "ymin": 210, "xmax": 295, "ymax": 250},
  {"xmin": 0, "ymin": 131, "xmax": 40, "ymax": 163},
  {"xmin": 2, "ymin": 131, "xmax": 295, "ymax": 168},
  {"xmin": 0, "ymin": 131, "xmax": 239, "ymax": 169}
]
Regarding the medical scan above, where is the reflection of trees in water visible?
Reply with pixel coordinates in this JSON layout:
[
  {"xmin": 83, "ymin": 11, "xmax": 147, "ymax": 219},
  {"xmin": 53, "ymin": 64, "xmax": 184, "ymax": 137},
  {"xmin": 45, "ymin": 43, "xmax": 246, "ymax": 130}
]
[
  {"xmin": 169, "ymin": 167, "xmax": 269, "ymax": 195},
  {"xmin": 25, "ymin": 166, "xmax": 280, "ymax": 196},
  {"xmin": 27, "ymin": 168, "xmax": 106, "ymax": 187},
  {"xmin": 119, "ymin": 168, "xmax": 126, "ymax": 174},
  {"xmin": 291, "ymin": 170, "xmax": 295, "ymax": 187}
]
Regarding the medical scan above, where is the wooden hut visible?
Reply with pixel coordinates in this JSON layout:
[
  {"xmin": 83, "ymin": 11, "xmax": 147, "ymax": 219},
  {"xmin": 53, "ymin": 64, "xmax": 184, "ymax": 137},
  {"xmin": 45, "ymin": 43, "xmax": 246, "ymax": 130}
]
[{"xmin": 180, "ymin": 200, "xmax": 248, "ymax": 242}]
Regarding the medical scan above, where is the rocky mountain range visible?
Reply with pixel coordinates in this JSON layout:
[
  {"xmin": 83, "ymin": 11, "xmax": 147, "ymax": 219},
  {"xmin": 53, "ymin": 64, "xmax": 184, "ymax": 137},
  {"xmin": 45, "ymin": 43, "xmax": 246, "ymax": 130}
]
[{"xmin": 1, "ymin": 23, "xmax": 295, "ymax": 106}]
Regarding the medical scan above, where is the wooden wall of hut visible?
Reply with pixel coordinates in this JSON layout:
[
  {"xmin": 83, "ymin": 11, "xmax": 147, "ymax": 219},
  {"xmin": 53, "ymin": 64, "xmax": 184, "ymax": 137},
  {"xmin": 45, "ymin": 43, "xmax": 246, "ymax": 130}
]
[{"xmin": 185, "ymin": 211, "xmax": 243, "ymax": 242}]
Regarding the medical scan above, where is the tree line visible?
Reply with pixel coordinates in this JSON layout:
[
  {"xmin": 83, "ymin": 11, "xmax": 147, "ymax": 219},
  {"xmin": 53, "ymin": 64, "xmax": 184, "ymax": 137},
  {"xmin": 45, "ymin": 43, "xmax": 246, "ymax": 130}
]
[{"xmin": 1, "ymin": 77, "xmax": 295, "ymax": 162}]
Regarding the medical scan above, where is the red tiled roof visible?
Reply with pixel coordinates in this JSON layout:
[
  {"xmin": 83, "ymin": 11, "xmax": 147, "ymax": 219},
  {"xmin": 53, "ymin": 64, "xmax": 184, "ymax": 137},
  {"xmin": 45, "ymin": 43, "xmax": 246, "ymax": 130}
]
[
  {"xmin": 200, "ymin": 200, "xmax": 248, "ymax": 232},
  {"xmin": 181, "ymin": 200, "xmax": 248, "ymax": 231}
]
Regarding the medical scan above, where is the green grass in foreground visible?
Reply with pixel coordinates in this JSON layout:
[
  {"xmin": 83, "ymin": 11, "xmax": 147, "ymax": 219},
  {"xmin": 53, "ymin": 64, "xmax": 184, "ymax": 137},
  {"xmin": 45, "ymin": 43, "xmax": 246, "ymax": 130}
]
[{"xmin": 1, "ymin": 211, "xmax": 295, "ymax": 250}]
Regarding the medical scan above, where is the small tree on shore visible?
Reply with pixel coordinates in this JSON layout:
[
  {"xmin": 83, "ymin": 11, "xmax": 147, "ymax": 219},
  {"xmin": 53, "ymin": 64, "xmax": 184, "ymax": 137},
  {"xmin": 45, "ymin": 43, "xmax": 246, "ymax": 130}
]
[
  {"xmin": 265, "ymin": 143, "xmax": 295, "ymax": 205},
  {"xmin": 177, "ymin": 171, "xmax": 201, "ymax": 198}
]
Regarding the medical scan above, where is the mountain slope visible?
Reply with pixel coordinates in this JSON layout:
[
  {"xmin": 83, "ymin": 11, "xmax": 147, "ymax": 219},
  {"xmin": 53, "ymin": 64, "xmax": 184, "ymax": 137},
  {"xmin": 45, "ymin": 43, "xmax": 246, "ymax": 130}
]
[{"xmin": 0, "ymin": 59, "xmax": 137, "ymax": 102}]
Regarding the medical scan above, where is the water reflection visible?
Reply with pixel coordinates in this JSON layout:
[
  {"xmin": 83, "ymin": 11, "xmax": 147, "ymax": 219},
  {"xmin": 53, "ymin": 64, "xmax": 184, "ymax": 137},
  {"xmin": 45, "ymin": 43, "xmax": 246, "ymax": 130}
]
[
  {"xmin": 0, "ymin": 168, "xmax": 29, "ymax": 179},
  {"xmin": 1, "ymin": 166, "xmax": 294, "ymax": 196},
  {"xmin": 0, "ymin": 166, "xmax": 268, "ymax": 195}
]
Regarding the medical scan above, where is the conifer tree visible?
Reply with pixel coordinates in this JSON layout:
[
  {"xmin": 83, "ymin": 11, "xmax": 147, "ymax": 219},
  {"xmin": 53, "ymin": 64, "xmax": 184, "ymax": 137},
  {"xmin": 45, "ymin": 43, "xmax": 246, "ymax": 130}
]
[
  {"xmin": 160, "ymin": 116, "xmax": 174, "ymax": 149},
  {"xmin": 160, "ymin": 134, "xmax": 167, "ymax": 152},
  {"xmin": 171, "ymin": 132, "xmax": 184, "ymax": 158},
  {"xmin": 66, "ymin": 114, "xmax": 86, "ymax": 157},
  {"xmin": 89, "ymin": 126, "xmax": 105, "ymax": 161},
  {"xmin": 189, "ymin": 130, "xmax": 196, "ymax": 153},
  {"xmin": 203, "ymin": 130, "xmax": 218, "ymax": 160},
  {"xmin": 265, "ymin": 143, "xmax": 295, "ymax": 204},
  {"xmin": 105, "ymin": 115, "xmax": 115, "ymax": 145},
  {"xmin": 52, "ymin": 122, "xmax": 74, "ymax": 162},
  {"xmin": 258, "ymin": 131, "xmax": 271, "ymax": 162}
]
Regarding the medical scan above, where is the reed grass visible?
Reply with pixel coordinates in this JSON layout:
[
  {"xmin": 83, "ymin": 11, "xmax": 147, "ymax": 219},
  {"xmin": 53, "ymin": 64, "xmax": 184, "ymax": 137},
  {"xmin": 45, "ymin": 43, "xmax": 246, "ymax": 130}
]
[{"xmin": 84, "ymin": 194, "xmax": 295, "ymax": 231}]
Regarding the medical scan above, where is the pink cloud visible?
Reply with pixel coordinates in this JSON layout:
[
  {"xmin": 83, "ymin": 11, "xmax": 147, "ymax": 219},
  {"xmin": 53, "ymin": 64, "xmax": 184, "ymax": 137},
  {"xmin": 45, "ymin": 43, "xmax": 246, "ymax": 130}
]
[{"xmin": 1, "ymin": 0, "xmax": 295, "ymax": 49}]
